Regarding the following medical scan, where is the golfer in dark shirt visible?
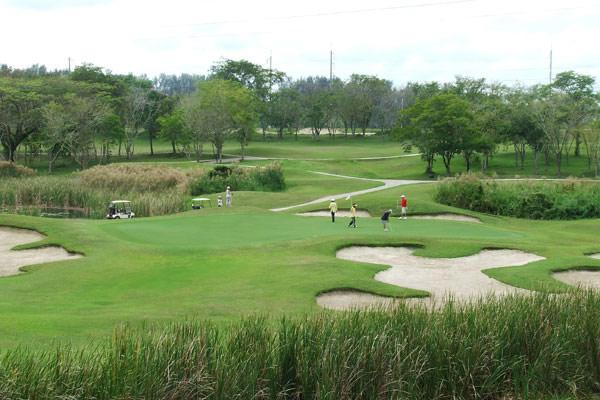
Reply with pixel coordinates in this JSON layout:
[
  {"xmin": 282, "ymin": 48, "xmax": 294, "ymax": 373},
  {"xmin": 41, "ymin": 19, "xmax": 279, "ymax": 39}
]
[{"xmin": 381, "ymin": 209, "xmax": 392, "ymax": 231}]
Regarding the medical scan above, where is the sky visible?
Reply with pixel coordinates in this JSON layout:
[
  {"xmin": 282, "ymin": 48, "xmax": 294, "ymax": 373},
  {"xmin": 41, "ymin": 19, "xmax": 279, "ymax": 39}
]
[{"xmin": 1, "ymin": 0, "xmax": 599, "ymax": 86}]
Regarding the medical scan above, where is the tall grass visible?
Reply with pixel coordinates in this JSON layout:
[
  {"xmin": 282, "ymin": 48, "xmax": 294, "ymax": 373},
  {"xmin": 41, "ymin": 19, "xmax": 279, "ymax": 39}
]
[
  {"xmin": 0, "ymin": 161, "xmax": 36, "ymax": 178},
  {"xmin": 1, "ymin": 291, "xmax": 598, "ymax": 399},
  {"xmin": 0, "ymin": 164, "xmax": 200, "ymax": 218},
  {"xmin": 437, "ymin": 174, "xmax": 600, "ymax": 220},
  {"xmin": 77, "ymin": 164, "xmax": 203, "ymax": 193}
]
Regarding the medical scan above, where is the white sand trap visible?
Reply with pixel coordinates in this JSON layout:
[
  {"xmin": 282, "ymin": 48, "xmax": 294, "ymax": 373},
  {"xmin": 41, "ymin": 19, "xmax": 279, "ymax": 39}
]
[
  {"xmin": 554, "ymin": 270, "xmax": 600, "ymax": 289},
  {"xmin": 316, "ymin": 291, "xmax": 399, "ymax": 309},
  {"xmin": 589, "ymin": 253, "xmax": 600, "ymax": 260},
  {"xmin": 410, "ymin": 214, "xmax": 481, "ymax": 223},
  {"xmin": 0, "ymin": 227, "xmax": 82, "ymax": 277},
  {"xmin": 317, "ymin": 246, "xmax": 545, "ymax": 310},
  {"xmin": 296, "ymin": 210, "xmax": 372, "ymax": 218}
]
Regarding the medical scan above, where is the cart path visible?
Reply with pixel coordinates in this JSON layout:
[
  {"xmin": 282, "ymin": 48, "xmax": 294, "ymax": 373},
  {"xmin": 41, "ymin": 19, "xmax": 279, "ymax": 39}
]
[
  {"xmin": 220, "ymin": 153, "xmax": 421, "ymax": 162},
  {"xmin": 270, "ymin": 172, "xmax": 431, "ymax": 212}
]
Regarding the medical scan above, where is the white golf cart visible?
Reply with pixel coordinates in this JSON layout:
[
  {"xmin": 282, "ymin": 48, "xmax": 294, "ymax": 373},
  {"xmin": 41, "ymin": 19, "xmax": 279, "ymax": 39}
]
[
  {"xmin": 191, "ymin": 197, "xmax": 212, "ymax": 209},
  {"xmin": 106, "ymin": 200, "xmax": 135, "ymax": 219}
]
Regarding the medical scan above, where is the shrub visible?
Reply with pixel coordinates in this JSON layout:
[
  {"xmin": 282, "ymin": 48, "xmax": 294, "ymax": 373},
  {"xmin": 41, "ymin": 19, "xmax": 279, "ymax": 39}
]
[
  {"xmin": 436, "ymin": 174, "xmax": 600, "ymax": 220},
  {"xmin": 0, "ymin": 161, "xmax": 36, "ymax": 178},
  {"xmin": 190, "ymin": 162, "xmax": 286, "ymax": 195}
]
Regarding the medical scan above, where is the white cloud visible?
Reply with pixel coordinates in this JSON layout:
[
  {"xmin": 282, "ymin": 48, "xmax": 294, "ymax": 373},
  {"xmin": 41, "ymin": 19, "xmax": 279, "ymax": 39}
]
[{"xmin": 1, "ymin": 0, "xmax": 599, "ymax": 85}]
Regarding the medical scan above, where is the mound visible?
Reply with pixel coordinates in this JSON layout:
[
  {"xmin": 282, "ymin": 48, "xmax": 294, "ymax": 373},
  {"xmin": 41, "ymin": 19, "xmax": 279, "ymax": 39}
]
[
  {"xmin": 0, "ymin": 227, "xmax": 82, "ymax": 277},
  {"xmin": 317, "ymin": 246, "xmax": 544, "ymax": 310}
]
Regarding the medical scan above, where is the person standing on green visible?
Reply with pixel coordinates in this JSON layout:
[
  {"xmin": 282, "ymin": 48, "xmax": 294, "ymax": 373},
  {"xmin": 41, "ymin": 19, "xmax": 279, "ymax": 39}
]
[
  {"xmin": 348, "ymin": 203, "xmax": 358, "ymax": 228},
  {"xmin": 328, "ymin": 199, "xmax": 338, "ymax": 223}
]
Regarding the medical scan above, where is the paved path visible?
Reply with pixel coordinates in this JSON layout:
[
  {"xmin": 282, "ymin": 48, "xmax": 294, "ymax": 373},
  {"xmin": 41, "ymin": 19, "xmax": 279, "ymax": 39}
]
[
  {"xmin": 270, "ymin": 172, "xmax": 431, "ymax": 212},
  {"xmin": 221, "ymin": 153, "xmax": 421, "ymax": 162}
]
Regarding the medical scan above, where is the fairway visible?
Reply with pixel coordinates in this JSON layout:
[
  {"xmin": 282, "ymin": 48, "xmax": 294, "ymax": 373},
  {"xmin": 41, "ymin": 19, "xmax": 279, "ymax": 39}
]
[{"xmin": 2, "ymin": 173, "xmax": 600, "ymax": 349}]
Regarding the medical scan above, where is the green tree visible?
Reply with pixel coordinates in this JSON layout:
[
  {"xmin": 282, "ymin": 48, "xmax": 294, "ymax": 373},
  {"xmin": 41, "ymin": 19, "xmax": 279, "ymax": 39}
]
[
  {"xmin": 0, "ymin": 78, "xmax": 45, "ymax": 161},
  {"xmin": 158, "ymin": 109, "xmax": 186, "ymax": 155},
  {"xmin": 186, "ymin": 79, "xmax": 256, "ymax": 163},
  {"xmin": 401, "ymin": 92, "xmax": 474, "ymax": 175},
  {"xmin": 210, "ymin": 59, "xmax": 285, "ymax": 137}
]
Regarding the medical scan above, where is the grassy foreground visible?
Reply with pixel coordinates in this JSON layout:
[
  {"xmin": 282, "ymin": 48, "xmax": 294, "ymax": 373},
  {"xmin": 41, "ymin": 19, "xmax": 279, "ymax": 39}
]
[{"xmin": 1, "ymin": 291, "xmax": 598, "ymax": 399}]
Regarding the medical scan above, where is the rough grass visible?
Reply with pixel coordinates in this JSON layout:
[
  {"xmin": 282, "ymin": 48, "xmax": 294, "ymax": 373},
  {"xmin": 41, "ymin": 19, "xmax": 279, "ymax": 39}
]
[
  {"xmin": 0, "ymin": 163, "xmax": 204, "ymax": 218},
  {"xmin": 78, "ymin": 164, "xmax": 204, "ymax": 193},
  {"xmin": 0, "ymin": 290, "xmax": 598, "ymax": 399}
]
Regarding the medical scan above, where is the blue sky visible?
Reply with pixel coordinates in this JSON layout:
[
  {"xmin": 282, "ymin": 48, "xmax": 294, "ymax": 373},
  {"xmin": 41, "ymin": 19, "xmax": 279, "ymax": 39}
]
[{"xmin": 1, "ymin": 0, "xmax": 599, "ymax": 86}]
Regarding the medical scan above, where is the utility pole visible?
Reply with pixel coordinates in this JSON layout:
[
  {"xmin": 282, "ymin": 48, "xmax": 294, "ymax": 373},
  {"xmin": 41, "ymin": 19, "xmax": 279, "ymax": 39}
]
[
  {"xmin": 549, "ymin": 47, "xmax": 553, "ymax": 84},
  {"xmin": 329, "ymin": 49, "xmax": 333, "ymax": 82},
  {"xmin": 268, "ymin": 52, "xmax": 273, "ymax": 97},
  {"xmin": 68, "ymin": 57, "xmax": 71, "ymax": 73}
]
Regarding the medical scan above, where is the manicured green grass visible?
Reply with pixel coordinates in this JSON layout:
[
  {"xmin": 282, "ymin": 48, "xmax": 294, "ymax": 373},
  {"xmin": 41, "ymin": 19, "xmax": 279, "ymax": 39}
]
[
  {"xmin": 2, "ymin": 178, "xmax": 600, "ymax": 349},
  {"xmin": 2, "ymin": 147, "xmax": 600, "ymax": 350}
]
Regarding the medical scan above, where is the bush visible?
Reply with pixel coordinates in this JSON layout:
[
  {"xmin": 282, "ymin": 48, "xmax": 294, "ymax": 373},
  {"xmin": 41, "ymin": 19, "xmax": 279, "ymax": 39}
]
[
  {"xmin": 0, "ymin": 161, "xmax": 36, "ymax": 178},
  {"xmin": 190, "ymin": 162, "xmax": 286, "ymax": 195},
  {"xmin": 436, "ymin": 174, "xmax": 600, "ymax": 220}
]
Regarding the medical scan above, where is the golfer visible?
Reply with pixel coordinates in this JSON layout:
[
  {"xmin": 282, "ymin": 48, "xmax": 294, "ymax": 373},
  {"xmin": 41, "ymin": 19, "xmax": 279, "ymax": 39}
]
[
  {"xmin": 225, "ymin": 186, "xmax": 232, "ymax": 207},
  {"xmin": 400, "ymin": 195, "xmax": 408, "ymax": 219},
  {"xmin": 348, "ymin": 203, "xmax": 358, "ymax": 228},
  {"xmin": 381, "ymin": 209, "xmax": 392, "ymax": 231},
  {"xmin": 328, "ymin": 198, "xmax": 338, "ymax": 222}
]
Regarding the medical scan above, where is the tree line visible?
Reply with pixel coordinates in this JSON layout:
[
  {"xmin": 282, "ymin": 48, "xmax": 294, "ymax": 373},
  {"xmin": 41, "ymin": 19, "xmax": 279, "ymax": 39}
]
[
  {"xmin": 398, "ymin": 73, "xmax": 600, "ymax": 176},
  {"xmin": 1, "ymin": 61, "xmax": 599, "ymax": 176}
]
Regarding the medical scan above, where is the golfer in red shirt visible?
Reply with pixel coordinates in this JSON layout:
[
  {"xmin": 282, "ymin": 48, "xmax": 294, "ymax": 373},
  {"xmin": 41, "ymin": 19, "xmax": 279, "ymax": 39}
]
[{"xmin": 400, "ymin": 195, "xmax": 408, "ymax": 220}]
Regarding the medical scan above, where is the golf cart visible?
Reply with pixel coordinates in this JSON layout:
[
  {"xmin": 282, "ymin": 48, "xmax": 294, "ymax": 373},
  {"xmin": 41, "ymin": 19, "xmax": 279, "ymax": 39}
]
[
  {"xmin": 106, "ymin": 200, "xmax": 135, "ymax": 219},
  {"xmin": 191, "ymin": 197, "xmax": 212, "ymax": 209}
]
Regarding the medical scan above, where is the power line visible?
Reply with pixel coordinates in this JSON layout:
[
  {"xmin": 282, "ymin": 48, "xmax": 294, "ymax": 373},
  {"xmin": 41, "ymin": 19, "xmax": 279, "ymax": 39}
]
[{"xmin": 173, "ymin": 0, "xmax": 478, "ymax": 29}]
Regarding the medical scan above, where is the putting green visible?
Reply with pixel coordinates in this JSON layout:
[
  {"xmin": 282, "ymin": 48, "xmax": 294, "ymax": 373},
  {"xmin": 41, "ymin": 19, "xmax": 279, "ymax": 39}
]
[{"xmin": 100, "ymin": 210, "xmax": 522, "ymax": 250}]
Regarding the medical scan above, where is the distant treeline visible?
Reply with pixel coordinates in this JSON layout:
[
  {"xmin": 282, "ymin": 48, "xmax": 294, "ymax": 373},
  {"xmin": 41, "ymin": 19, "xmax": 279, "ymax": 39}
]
[{"xmin": 1, "ymin": 61, "xmax": 599, "ymax": 176}]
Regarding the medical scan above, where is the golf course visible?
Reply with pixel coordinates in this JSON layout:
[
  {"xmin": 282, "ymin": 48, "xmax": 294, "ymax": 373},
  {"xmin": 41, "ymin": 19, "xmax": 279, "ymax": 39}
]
[{"xmin": 1, "ymin": 135, "xmax": 600, "ymax": 398}]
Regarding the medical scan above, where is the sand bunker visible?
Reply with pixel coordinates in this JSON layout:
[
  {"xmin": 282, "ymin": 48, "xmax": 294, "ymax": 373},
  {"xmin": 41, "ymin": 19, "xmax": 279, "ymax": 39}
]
[
  {"xmin": 317, "ymin": 291, "xmax": 399, "ymax": 309},
  {"xmin": 296, "ymin": 210, "xmax": 372, "ymax": 218},
  {"xmin": 0, "ymin": 227, "xmax": 81, "ymax": 277},
  {"xmin": 410, "ymin": 214, "xmax": 481, "ymax": 223},
  {"xmin": 317, "ymin": 246, "xmax": 545, "ymax": 310},
  {"xmin": 554, "ymin": 270, "xmax": 600, "ymax": 289}
]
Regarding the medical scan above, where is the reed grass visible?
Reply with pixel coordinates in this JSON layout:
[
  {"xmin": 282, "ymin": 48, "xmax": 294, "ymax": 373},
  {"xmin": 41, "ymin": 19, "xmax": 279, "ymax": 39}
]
[
  {"xmin": 0, "ymin": 175, "xmax": 188, "ymax": 218},
  {"xmin": 1, "ymin": 290, "xmax": 598, "ymax": 399},
  {"xmin": 0, "ymin": 161, "xmax": 36, "ymax": 177}
]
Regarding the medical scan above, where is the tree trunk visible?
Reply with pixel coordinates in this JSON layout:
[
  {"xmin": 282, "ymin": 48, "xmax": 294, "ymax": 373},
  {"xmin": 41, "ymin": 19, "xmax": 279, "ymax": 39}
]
[
  {"xmin": 442, "ymin": 153, "xmax": 452, "ymax": 175},
  {"xmin": 575, "ymin": 132, "xmax": 581, "ymax": 157},
  {"xmin": 171, "ymin": 140, "xmax": 176, "ymax": 155},
  {"xmin": 464, "ymin": 152, "xmax": 472, "ymax": 172},
  {"xmin": 149, "ymin": 134, "xmax": 154, "ymax": 156}
]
